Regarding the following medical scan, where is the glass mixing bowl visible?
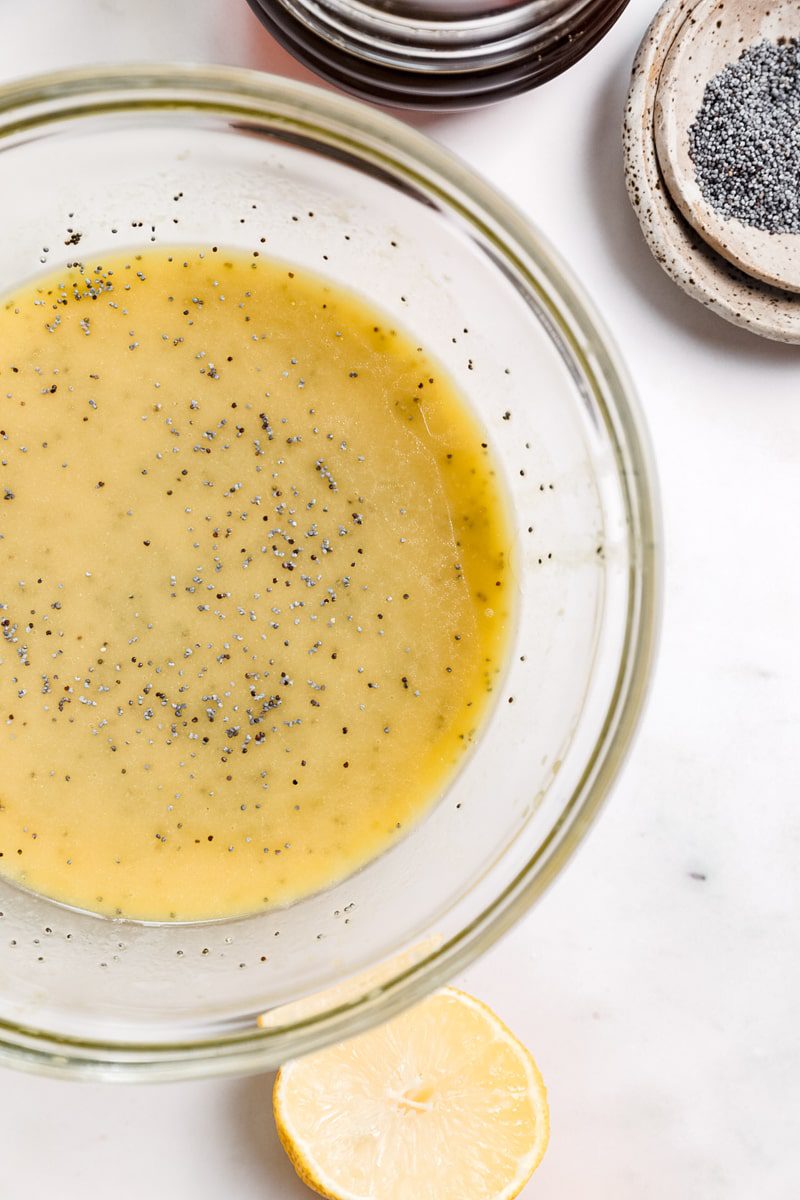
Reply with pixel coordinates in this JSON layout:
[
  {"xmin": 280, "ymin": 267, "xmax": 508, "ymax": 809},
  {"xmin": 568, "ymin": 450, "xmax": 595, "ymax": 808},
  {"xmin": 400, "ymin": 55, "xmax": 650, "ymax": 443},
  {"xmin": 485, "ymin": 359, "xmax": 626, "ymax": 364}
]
[
  {"xmin": 0, "ymin": 65, "xmax": 659, "ymax": 1080},
  {"xmin": 245, "ymin": 0, "xmax": 632, "ymax": 109}
]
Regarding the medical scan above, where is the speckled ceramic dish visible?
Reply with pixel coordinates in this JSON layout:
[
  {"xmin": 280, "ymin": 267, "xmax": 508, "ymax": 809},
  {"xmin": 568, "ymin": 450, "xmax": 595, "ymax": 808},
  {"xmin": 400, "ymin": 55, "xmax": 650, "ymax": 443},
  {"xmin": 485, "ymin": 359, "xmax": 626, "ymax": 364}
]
[
  {"xmin": 624, "ymin": 0, "xmax": 800, "ymax": 342},
  {"xmin": 654, "ymin": 0, "xmax": 800, "ymax": 292},
  {"xmin": 0, "ymin": 65, "xmax": 658, "ymax": 1081}
]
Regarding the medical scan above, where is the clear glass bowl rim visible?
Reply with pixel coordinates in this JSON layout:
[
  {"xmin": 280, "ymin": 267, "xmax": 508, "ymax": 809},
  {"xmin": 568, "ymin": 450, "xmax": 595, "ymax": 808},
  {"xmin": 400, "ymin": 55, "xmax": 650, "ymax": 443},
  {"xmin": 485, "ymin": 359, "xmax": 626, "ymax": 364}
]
[{"xmin": 0, "ymin": 63, "xmax": 661, "ymax": 1081}]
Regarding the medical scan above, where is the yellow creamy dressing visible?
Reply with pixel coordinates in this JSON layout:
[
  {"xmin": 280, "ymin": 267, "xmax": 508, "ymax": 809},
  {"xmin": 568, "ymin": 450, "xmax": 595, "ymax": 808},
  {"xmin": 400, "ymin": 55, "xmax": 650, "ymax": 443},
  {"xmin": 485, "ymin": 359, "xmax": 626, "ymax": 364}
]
[{"xmin": 0, "ymin": 248, "xmax": 512, "ymax": 920}]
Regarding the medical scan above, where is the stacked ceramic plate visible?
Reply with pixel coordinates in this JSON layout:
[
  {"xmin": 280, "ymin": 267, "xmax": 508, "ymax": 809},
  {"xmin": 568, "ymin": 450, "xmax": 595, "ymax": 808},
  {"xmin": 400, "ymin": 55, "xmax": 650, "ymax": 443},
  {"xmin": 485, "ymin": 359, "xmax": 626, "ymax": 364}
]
[{"xmin": 624, "ymin": 0, "xmax": 800, "ymax": 343}]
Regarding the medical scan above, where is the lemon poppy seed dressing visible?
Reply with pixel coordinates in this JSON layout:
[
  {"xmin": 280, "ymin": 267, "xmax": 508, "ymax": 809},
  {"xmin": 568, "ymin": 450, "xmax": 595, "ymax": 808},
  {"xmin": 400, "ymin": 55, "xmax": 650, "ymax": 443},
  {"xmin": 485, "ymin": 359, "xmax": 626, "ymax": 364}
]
[{"xmin": 0, "ymin": 247, "xmax": 512, "ymax": 921}]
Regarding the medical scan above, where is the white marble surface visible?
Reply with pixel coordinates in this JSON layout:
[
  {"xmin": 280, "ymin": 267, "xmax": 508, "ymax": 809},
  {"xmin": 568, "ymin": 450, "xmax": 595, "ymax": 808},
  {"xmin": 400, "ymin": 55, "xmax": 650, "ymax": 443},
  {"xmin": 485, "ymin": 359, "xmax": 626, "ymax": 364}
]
[{"xmin": 0, "ymin": 1, "xmax": 798, "ymax": 1196}]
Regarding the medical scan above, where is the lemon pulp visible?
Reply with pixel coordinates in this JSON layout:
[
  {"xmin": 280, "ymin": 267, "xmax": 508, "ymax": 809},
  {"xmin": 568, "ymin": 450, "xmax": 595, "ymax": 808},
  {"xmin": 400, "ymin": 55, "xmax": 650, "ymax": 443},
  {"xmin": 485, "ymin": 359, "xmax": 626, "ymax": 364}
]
[{"xmin": 274, "ymin": 987, "xmax": 549, "ymax": 1200}]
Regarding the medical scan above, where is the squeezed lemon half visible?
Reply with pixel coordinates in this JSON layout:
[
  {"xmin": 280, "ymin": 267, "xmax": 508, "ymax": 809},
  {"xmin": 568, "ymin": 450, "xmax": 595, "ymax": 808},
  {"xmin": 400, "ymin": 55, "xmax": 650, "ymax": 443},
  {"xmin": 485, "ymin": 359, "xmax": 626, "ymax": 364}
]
[{"xmin": 273, "ymin": 987, "xmax": 549, "ymax": 1200}]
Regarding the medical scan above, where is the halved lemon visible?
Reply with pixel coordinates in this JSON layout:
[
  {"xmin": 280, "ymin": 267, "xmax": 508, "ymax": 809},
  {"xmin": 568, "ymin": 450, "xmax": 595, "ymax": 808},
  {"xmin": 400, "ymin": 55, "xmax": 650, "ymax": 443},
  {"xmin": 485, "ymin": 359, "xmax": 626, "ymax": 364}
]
[{"xmin": 273, "ymin": 986, "xmax": 549, "ymax": 1200}]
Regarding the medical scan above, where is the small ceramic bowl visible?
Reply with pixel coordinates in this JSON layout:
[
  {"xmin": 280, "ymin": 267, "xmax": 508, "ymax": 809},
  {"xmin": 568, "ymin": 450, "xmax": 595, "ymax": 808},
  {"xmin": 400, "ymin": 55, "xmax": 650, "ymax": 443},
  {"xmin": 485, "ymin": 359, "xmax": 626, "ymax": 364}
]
[
  {"xmin": 653, "ymin": 0, "xmax": 800, "ymax": 293},
  {"xmin": 624, "ymin": 0, "xmax": 800, "ymax": 343}
]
